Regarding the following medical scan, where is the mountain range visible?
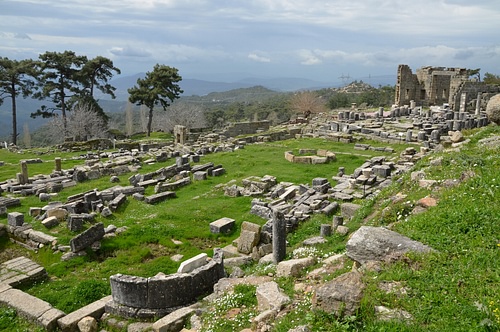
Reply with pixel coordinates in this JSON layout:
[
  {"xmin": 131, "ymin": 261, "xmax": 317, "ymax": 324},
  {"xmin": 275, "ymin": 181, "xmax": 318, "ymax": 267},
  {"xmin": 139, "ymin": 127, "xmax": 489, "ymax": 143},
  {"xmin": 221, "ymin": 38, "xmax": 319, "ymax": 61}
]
[{"xmin": 105, "ymin": 74, "xmax": 396, "ymax": 100}]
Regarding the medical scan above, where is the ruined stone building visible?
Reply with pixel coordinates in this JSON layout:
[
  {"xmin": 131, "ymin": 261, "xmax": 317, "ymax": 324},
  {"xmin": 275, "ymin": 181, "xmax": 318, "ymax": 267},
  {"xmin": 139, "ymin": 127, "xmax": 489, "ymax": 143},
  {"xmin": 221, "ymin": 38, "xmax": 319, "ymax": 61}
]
[{"xmin": 395, "ymin": 64, "xmax": 498, "ymax": 111}]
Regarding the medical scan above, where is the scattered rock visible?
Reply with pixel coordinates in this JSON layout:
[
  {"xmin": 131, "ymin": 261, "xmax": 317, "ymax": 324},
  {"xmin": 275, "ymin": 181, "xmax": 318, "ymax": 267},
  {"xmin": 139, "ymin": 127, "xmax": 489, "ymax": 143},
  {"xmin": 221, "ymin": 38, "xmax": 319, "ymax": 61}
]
[
  {"xmin": 335, "ymin": 225, "xmax": 349, "ymax": 236},
  {"xmin": 375, "ymin": 305, "xmax": 413, "ymax": 322},
  {"xmin": 77, "ymin": 316, "xmax": 98, "ymax": 332},
  {"xmin": 312, "ymin": 271, "xmax": 365, "ymax": 317},
  {"xmin": 417, "ymin": 196, "xmax": 438, "ymax": 208},
  {"xmin": 302, "ymin": 236, "xmax": 326, "ymax": 246},
  {"xmin": 288, "ymin": 325, "xmax": 311, "ymax": 332},
  {"xmin": 450, "ymin": 131, "xmax": 464, "ymax": 143},
  {"xmin": 256, "ymin": 281, "xmax": 290, "ymax": 312},
  {"xmin": 346, "ymin": 226, "xmax": 435, "ymax": 265},
  {"xmin": 276, "ymin": 257, "xmax": 316, "ymax": 277}
]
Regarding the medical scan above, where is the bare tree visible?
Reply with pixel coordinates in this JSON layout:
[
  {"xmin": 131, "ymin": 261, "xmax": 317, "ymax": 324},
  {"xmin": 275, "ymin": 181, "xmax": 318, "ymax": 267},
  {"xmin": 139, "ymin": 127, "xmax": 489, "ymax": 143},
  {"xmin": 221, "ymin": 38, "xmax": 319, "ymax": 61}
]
[
  {"xmin": 125, "ymin": 101, "xmax": 134, "ymax": 136},
  {"xmin": 22, "ymin": 123, "xmax": 31, "ymax": 148},
  {"xmin": 155, "ymin": 102, "xmax": 207, "ymax": 132},
  {"xmin": 46, "ymin": 101, "xmax": 108, "ymax": 142},
  {"xmin": 68, "ymin": 101, "xmax": 108, "ymax": 140},
  {"xmin": 289, "ymin": 91, "xmax": 326, "ymax": 119},
  {"xmin": 140, "ymin": 105, "xmax": 148, "ymax": 133}
]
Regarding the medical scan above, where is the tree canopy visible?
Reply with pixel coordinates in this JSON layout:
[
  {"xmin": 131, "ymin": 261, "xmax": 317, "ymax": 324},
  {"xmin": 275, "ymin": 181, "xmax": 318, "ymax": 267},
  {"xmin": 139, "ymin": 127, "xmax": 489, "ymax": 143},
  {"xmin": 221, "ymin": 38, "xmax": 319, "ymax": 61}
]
[
  {"xmin": 30, "ymin": 51, "xmax": 120, "ymax": 136},
  {"xmin": 31, "ymin": 51, "xmax": 88, "ymax": 133},
  {"xmin": 0, "ymin": 57, "xmax": 37, "ymax": 145},
  {"xmin": 128, "ymin": 64, "xmax": 183, "ymax": 136}
]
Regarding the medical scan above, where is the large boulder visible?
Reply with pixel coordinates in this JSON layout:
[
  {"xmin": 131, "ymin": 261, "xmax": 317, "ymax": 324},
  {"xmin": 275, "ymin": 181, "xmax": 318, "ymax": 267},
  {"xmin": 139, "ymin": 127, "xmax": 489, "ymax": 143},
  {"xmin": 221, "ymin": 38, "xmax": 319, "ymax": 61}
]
[
  {"xmin": 486, "ymin": 94, "xmax": 500, "ymax": 125},
  {"xmin": 256, "ymin": 281, "xmax": 290, "ymax": 312},
  {"xmin": 312, "ymin": 271, "xmax": 365, "ymax": 317},
  {"xmin": 346, "ymin": 226, "xmax": 434, "ymax": 265}
]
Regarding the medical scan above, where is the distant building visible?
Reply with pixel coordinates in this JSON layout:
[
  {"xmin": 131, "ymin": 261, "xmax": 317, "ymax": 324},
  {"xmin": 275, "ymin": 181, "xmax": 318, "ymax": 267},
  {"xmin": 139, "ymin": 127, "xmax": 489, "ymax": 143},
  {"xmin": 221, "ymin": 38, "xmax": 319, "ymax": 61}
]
[{"xmin": 395, "ymin": 64, "xmax": 498, "ymax": 111}]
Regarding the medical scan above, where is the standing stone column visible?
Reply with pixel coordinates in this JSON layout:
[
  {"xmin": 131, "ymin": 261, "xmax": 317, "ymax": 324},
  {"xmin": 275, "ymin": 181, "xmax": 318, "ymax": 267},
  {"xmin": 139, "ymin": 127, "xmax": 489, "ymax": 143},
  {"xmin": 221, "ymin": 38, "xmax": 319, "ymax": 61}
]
[
  {"xmin": 55, "ymin": 157, "xmax": 62, "ymax": 172},
  {"xmin": 320, "ymin": 224, "xmax": 332, "ymax": 237},
  {"xmin": 459, "ymin": 92, "xmax": 467, "ymax": 113},
  {"xmin": 406, "ymin": 130, "xmax": 412, "ymax": 143},
  {"xmin": 475, "ymin": 92, "xmax": 482, "ymax": 116},
  {"xmin": 20, "ymin": 160, "xmax": 28, "ymax": 184},
  {"xmin": 332, "ymin": 216, "xmax": 344, "ymax": 228},
  {"xmin": 272, "ymin": 209, "xmax": 286, "ymax": 264},
  {"xmin": 410, "ymin": 100, "xmax": 416, "ymax": 109}
]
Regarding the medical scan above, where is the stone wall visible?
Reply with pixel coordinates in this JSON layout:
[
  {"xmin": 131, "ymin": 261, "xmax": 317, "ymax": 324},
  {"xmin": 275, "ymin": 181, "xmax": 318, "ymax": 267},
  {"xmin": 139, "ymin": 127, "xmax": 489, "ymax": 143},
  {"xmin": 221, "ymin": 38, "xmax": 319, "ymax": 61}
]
[
  {"xmin": 395, "ymin": 64, "xmax": 499, "ymax": 111},
  {"xmin": 106, "ymin": 249, "xmax": 225, "ymax": 318},
  {"xmin": 221, "ymin": 121, "xmax": 271, "ymax": 138}
]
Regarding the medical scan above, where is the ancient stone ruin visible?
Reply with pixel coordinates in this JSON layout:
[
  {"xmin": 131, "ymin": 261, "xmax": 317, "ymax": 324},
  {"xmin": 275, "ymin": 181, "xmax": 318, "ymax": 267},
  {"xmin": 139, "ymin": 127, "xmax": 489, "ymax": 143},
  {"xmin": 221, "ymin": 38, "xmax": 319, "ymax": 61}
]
[
  {"xmin": 395, "ymin": 64, "xmax": 500, "ymax": 111},
  {"xmin": 106, "ymin": 249, "xmax": 225, "ymax": 319}
]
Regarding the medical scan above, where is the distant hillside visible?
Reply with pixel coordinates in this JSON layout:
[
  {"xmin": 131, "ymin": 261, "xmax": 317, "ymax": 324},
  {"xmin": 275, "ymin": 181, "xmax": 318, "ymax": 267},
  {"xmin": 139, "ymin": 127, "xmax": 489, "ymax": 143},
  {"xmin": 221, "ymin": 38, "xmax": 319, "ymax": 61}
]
[{"xmin": 101, "ymin": 74, "xmax": 395, "ymax": 101}]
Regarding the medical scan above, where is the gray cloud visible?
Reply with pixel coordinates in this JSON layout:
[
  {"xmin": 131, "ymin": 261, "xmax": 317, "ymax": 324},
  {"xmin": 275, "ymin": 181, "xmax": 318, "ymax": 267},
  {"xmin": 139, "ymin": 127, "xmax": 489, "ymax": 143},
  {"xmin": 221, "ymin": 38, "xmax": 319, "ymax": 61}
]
[{"xmin": 0, "ymin": 0, "xmax": 498, "ymax": 80}]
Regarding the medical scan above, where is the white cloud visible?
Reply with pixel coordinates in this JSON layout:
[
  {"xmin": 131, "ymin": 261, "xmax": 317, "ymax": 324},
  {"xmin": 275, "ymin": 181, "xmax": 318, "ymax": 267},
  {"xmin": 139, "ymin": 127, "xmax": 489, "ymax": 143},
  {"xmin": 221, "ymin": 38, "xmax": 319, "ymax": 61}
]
[
  {"xmin": 298, "ymin": 50, "xmax": 322, "ymax": 65},
  {"xmin": 109, "ymin": 46, "xmax": 152, "ymax": 58},
  {"xmin": 248, "ymin": 53, "xmax": 271, "ymax": 63}
]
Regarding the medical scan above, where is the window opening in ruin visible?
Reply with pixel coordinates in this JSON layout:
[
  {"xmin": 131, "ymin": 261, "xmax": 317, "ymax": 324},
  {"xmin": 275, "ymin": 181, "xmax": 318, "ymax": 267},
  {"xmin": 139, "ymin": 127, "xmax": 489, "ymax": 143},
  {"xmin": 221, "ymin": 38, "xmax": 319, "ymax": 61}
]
[
  {"xmin": 420, "ymin": 89, "xmax": 426, "ymax": 100},
  {"xmin": 405, "ymin": 89, "xmax": 409, "ymax": 99}
]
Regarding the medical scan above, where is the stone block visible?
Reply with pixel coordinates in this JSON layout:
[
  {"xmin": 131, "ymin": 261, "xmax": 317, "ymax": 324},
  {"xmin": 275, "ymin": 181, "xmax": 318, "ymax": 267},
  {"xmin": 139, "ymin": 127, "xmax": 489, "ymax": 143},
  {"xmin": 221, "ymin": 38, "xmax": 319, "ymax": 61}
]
[
  {"xmin": 109, "ymin": 193, "xmax": 127, "ymax": 211},
  {"xmin": 29, "ymin": 207, "xmax": 42, "ymax": 217},
  {"xmin": 144, "ymin": 191, "xmax": 176, "ymax": 204},
  {"xmin": 193, "ymin": 171, "xmax": 207, "ymax": 181},
  {"xmin": 0, "ymin": 288, "xmax": 65, "ymax": 331},
  {"xmin": 57, "ymin": 295, "xmax": 112, "ymax": 332},
  {"xmin": 321, "ymin": 202, "xmax": 339, "ymax": 215},
  {"xmin": 256, "ymin": 281, "xmax": 290, "ymax": 312},
  {"xmin": 152, "ymin": 307, "xmax": 195, "ymax": 332},
  {"xmin": 28, "ymin": 230, "xmax": 57, "ymax": 245},
  {"xmin": 372, "ymin": 165, "xmax": 391, "ymax": 178},
  {"xmin": 241, "ymin": 221, "xmax": 261, "ymax": 233},
  {"xmin": 177, "ymin": 253, "xmax": 208, "ymax": 273},
  {"xmin": 70, "ymin": 223, "xmax": 105, "ymax": 252},
  {"xmin": 279, "ymin": 186, "xmax": 297, "ymax": 200},
  {"xmin": 211, "ymin": 167, "xmax": 226, "ymax": 176},
  {"xmin": 8, "ymin": 212, "xmax": 24, "ymax": 226},
  {"xmin": 340, "ymin": 203, "xmax": 361, "ymax": 220},
  {"xmin": 42, "ymin": 216, "xmax": 59, "ymax": 229},
  {"xmin": 237, "ymin": 230, "xmax": 260, "ymax": 255},
  {"xmin": 209, "ymin": 217, "xmax": 235, "ymax": 234},
  {"xmin": 312, "ymin": 178, "xmax": 328, "ymax": 186},
  {"xmin": 46, "ymin": 208, "xmax": 68, "ymax": 221},
  {"xmin": 276, "ymin": 257, "xmax": 316, "ymax": 278}
]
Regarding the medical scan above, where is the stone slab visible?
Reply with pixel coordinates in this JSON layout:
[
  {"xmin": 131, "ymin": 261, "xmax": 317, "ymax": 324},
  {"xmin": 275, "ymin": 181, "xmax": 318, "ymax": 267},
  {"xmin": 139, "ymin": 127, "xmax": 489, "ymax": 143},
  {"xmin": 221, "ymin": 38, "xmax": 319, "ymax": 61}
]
[
  {"xmin": 0, "ymin": 288, "xmax": 65, "ymax": 330},
  {"xmin": 152, "ymin": 307, "xmax": 195, "ymax": 332},
  {"xmin": 0, "ymin": 256, "xmax": 47, "ymax": 287},
  {"xmin": 57, "ymin": 295, "xmax": 112, "ymax": 332},
  {"xmin": 177, "ymin": 253, "xmax": 208, "ymax": 273},
  {"xmin": 209, "ymin": 217, "xmax": 235, "ymax": 234}
]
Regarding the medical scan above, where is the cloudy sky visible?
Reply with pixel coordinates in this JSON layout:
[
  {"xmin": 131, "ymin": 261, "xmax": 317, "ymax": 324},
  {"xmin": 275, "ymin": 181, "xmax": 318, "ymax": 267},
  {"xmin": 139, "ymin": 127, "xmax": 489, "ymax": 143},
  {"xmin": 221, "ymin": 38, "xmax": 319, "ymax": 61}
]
[{"xmin": 1, "ymin": 0, "xmax": 499, "ymax": 84}]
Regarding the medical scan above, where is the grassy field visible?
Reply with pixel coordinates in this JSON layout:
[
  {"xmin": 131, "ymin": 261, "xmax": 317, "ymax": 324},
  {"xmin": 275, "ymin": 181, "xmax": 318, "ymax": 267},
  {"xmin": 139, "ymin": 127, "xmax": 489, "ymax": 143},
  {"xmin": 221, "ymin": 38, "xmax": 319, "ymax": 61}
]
[
  {"xmin": 0, "ymin": 136, "xmax": 403, "ymax": 315},
  {"xmin": 1, "ymin": 126, "xmax": 498, "ymax": 331}
]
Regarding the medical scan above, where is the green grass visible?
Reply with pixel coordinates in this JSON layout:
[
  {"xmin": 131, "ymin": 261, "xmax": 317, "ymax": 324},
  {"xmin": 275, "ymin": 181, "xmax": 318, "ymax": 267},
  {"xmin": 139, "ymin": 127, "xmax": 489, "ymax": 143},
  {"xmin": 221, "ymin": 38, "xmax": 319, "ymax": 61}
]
[
  {"xmin": 0, "ymin": 306, "xmax": 45, "ymax": 332},
  {"xmin": 354, "ymin": 126, "xmax": 500, "ymax": 332},
  {"xmin": 0, "ymin": 136, "xmax": 401, "ymax": 314}
]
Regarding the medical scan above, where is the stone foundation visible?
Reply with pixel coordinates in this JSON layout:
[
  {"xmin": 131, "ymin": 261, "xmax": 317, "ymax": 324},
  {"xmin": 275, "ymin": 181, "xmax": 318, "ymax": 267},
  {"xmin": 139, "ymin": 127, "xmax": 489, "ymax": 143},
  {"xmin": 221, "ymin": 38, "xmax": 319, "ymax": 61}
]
[{"xmin": 106, "ymin": 249, "xmax": 225, "ymax": 318}]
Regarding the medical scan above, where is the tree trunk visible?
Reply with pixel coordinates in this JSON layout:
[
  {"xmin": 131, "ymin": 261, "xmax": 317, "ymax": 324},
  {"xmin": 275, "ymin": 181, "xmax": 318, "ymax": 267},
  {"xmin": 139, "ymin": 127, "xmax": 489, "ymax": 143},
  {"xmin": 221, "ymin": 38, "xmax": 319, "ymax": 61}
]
[
  {"xmin": 11, "ymin": 82, "xmax": 17, "ymax": 145},
  {"xmin": 147, "ymin": 107, "xmax": 154, "ymax": 137}
]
